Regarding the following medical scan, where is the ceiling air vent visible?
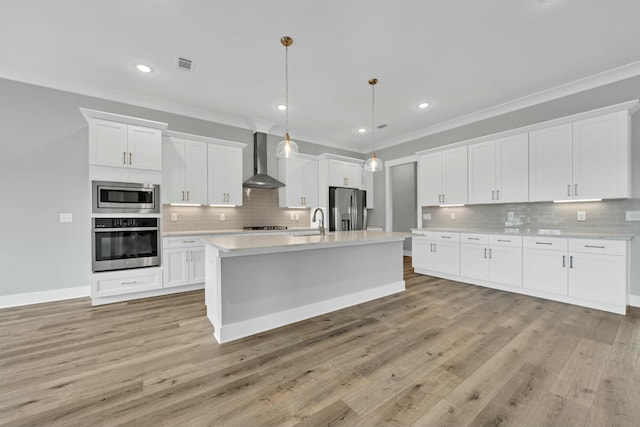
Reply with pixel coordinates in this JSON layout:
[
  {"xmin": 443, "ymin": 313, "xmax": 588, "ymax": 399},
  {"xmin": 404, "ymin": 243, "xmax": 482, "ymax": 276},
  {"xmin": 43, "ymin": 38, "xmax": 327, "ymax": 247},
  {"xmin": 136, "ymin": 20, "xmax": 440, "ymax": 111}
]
[
  {"xmin": 376, "ymin": 123, "xmax": 388, "ymax": 129},
  {"xmin": 177, "ymin": 57, "xmax": 194, "ymax": 71}
]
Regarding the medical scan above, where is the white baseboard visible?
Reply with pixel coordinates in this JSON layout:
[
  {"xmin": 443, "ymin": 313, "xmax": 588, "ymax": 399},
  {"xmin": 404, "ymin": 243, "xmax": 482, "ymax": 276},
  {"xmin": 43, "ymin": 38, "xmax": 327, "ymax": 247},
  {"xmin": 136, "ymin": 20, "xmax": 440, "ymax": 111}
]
[
  {"xmin": 629, "ymin": 294, "xmax": 640, "ymax": 307},
  {"xmin": 91, "ymin": 283, "xmax": 204, "ymax": 306},
  {"xmin": 0, "ymin": 286, "xmax": 90, "ymax": 309},
  {"xmin": 212, "ymin": 280, "xmax": 406, "ymax": 344}
]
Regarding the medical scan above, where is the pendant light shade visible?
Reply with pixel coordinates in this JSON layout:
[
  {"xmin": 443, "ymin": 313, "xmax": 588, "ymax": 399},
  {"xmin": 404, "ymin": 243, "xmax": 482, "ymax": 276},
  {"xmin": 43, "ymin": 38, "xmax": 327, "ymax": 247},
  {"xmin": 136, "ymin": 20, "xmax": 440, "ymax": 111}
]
[
  {"xmin": 276, "ymin": 36, "xmax": 299, "ymax": 158},
  {"xmin": 364, "ymin": 78, "xmax": 383, "ymax": 172}
]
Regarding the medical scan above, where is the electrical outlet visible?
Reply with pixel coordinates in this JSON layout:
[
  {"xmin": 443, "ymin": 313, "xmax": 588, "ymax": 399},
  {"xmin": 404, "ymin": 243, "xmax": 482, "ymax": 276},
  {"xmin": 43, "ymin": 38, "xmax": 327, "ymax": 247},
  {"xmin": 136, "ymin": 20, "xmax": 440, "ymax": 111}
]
[
  {"xmin": 626, "ymin": 211, "xmax": 640, "ymax": 221},
  {"xmin": 170, "ymin": 212, "xmax": 178, "ymax": 222},
  {"xmin": 577, "ymin": 211, "xmax": 587, "ymax": 221},
  {"xmin": 295, "ymin": 213, "xmax": 300, "ymax": 221},
  {"xmin": 59, "ymin": 213, "xmax": 73, "ymax": 223},
  {"xmin": 451, "ymin": 213, "xmax": 456, "ymax": 221},
  {"xmin": 507, "ymin": 212, "xmax": 515, "ymax": 220},
  {"xmin": 423, "ymin": 213, "xmax": 431, "ymax": 220},
  {"xmin": 219, "ymin": 213, "xmax": 226, "ymax": 222},
  {"xmin": 290, "ymin": 213, "xmax": 295, "ymax": 221}
]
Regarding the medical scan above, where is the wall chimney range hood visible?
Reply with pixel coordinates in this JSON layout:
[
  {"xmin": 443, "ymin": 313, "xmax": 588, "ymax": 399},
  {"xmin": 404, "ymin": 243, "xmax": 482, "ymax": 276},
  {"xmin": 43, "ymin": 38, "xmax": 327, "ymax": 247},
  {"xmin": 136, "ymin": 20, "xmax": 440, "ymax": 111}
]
[{"xmin": 243, "ymin": 132, "xmax": 286, "ymax": 189}]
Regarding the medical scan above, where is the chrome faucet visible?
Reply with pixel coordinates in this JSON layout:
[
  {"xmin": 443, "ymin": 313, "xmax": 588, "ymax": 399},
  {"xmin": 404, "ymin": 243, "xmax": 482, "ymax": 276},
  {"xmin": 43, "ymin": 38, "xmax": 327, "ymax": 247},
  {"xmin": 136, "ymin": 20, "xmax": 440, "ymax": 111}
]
[{"xmin": 312, "ymin": 208, "xmax": 325, "ymax": 235}]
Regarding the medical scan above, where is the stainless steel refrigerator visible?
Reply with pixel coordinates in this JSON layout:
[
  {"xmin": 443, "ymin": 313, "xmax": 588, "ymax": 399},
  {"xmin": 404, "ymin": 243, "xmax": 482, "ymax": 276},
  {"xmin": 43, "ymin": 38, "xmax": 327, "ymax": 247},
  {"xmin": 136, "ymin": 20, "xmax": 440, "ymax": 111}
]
[{"xmin": 329, "ymin": 186, "xmax": 367, "ymax": 231}]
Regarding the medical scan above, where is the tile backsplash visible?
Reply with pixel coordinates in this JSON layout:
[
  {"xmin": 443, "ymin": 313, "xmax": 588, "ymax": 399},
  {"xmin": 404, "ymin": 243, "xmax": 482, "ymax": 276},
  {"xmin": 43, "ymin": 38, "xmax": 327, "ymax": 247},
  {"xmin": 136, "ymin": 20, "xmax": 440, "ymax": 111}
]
[
  {"xmin": 422, "ymin": 198, "xmax": 640, "ymax": 235},
  {"xmin": 162, "ymin": 188, "xmax": 311, "ymax": 232}
]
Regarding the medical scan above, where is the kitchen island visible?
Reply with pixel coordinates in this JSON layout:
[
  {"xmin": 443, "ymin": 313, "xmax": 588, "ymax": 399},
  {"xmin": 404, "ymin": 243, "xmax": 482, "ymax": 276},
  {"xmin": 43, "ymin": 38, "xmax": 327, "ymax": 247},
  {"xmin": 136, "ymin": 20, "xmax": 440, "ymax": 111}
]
[{"xmin": 203, "ymin": 230, "xmax": 407, "ymax": 343}]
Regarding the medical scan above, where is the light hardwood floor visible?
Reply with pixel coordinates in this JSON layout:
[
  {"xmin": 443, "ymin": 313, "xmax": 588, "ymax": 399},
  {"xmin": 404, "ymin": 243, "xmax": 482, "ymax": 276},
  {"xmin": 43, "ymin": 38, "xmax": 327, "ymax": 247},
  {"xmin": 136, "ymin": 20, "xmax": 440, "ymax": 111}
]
[{"xmin": 2, "ymin": 257, "xmax": 640, "ymax": 426}]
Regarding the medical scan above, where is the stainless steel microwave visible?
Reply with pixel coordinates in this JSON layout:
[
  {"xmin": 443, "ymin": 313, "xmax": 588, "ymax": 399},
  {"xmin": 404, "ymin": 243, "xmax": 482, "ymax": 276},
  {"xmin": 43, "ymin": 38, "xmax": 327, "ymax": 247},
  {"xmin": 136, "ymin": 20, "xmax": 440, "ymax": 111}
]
[{"xmin": 92, "ymin": 181, "xmax": 160, "ymax": 214}]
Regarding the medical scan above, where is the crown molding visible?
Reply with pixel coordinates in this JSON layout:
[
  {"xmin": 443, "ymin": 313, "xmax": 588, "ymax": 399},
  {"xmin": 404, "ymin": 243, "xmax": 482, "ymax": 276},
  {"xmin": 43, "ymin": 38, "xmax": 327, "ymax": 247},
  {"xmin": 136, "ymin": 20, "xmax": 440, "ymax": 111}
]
[{"xmin": 375, "ymin": 60, "xmax": 640, "ymax": 151}]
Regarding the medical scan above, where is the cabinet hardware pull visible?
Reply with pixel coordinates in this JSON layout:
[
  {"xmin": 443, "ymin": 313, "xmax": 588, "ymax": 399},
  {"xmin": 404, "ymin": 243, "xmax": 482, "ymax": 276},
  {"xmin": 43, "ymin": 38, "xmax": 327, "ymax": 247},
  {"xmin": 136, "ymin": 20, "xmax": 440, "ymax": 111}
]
[
  {"xmin": 123, "ymin": 152, "xmax": 127, "ymax": 165},
  {"xmin": 570, "ymin": 255, "xmax": 574, "ymax": 268},
  {"xmin": 441, "ymin": 236, "xmax": 451, "ymax": 239},
  {"xmin": 468, "ymin": 237, "xmax": 480, "ymax": 240},
  {"xmin": 484, "ymin": 248, "xmax": 487, "ymax": 258},
  {"xmin": 183, "ymin": 240, "xmax": 195, "ymax": 243},
  {"xmin": 497, "ymin": 239, "xmax": 511, "ymax": 242},
  {"xmin": 434, "ymin": 243, "xmax": 437, "ymax": 253},
  {"xmin": 129, "ymin": 152, "xmax": 132, "ymax": 165},
  {"xmin": 584, "ymin": 245, "xmax": 605, "ymax": 249},
  {"xmin": 122, "ymin": 281, "xmax": 137, "ymax": 285},
  {"xmin": 488, "ymin": 249, "xmax": 492, "ymax": 259},
  {"xmin": 182, "ymin": 191, "xmax": 185, "ymax": 201},
  {"xmin": 186, "ymin": 191, "xmax": 189, "ymax": 201},
  {"xmin": 492, "ymin": 190, "xmax": 495, "ymax": 200},
  {"xmin": 429, "ymin": 243, "xmax": 433, "ymax": 252},
  {"xmin": 442, "ymin": 194, "xmax": 445, "ymax": 203},
  {"xmin": 535, "ymin": 242, "xmax": 552, "ymax": 245},
  {"xmin": 496, "ymin": 190, "xmax": 500, "ymax": 200},
  {"xmin": 563, "ymin": 255, "xmax": 566, "ymax": 267},
  {"xmin": 567, "ymin": 184, "xmax": 571, "ymax": 197},
  {"xmin": 575, "ymin": 184, "xmax": 578, "ymax": 196}
]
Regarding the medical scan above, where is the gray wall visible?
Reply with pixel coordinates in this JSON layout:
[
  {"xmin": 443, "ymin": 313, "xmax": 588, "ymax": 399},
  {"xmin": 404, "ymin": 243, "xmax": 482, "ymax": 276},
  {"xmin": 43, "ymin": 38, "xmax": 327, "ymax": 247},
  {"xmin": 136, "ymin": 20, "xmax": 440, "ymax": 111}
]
[
  {"xmin": 0, "ymin": 78, "xmax": 361, "ymax": 297},
  {"xmin": 368, "ymin": 74, "xmax": 640, "ymax": 228}
]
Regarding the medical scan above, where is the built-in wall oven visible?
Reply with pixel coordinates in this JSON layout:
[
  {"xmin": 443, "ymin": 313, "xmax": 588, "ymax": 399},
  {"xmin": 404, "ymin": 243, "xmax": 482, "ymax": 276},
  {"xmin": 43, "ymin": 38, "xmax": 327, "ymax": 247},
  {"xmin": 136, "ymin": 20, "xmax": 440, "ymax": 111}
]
[
  {"xmin": 92, "ymin": 181, "xmax": 160, "ymax": 214},
  {"xmin": 92, "ymin": 217, "xmax": 160, "ymax": 272}
]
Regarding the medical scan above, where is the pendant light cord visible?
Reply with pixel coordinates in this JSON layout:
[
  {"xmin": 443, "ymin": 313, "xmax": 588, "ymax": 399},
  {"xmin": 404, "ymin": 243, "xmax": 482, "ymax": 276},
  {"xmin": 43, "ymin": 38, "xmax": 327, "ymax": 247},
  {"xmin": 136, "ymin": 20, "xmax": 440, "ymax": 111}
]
[
  {"xmin": 285, "ymin": 44, "xmax": 289, "ymax": 136},
  {"xmin": 371, "ymin": 81, "xmax": 375, "ymax": 155}
]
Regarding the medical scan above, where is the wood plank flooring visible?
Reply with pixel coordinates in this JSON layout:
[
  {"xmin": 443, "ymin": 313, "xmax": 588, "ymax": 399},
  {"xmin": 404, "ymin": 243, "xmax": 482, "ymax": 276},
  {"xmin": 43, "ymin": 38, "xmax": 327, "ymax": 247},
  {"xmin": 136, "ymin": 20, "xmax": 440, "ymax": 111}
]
[{"xmin": 2, "ymin": 257, "xmax": 640, "ymax": 426}]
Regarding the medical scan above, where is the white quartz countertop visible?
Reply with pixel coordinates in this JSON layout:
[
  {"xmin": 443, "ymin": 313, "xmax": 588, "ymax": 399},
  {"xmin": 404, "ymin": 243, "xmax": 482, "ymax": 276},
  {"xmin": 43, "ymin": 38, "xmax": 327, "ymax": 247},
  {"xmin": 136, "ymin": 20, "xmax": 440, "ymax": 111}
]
[
  {"xmin": 411, "ymin": 228, "xmax": 634, "ymax": 241},
  {"xmin": 163, "ymin": 228, "xmax": 318, "ymax": 237},
  {"xmin": 203, "ymin": 230, "xmax": 410, "ymax": 255}
]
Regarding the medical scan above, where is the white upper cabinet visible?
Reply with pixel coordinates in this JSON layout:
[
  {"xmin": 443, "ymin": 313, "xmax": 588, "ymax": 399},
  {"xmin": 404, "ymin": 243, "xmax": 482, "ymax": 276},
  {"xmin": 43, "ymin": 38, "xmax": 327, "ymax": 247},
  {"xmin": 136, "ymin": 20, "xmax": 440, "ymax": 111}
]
[
  {"xmin": 278, "ymin": 157, "xmax": 319, "ymax": 208},
  {"xmin": 329, "ymin": 160, "xmax": 362, "ymax": 188},
  {"xmin": 529, "ymin": 111, "xmax": 630, "ymax": 202},
  {"xmin": 419, "ymin": 146, "xmax": 467, "ymax": 206},
  {"xmin": 208, "ymin": 144, "xmax": 244, "ymax": 206},
  {"xmin": 468, "ymin": 133, "xmax": 528, "ymax": 204},
  {"xmin": 529, "ymin": 123, "xmax": 573, "ymax": 202},
  {"xmin": 88, "ymin": 119, "xmax": 162, "ymax": 170},
  {"xmin": 572, "ymin": 112, "xmax": 629, "ymax": 200},
  {"xmin": 162, "ymin": 137, "xmax": 208, "ymax": 204}
]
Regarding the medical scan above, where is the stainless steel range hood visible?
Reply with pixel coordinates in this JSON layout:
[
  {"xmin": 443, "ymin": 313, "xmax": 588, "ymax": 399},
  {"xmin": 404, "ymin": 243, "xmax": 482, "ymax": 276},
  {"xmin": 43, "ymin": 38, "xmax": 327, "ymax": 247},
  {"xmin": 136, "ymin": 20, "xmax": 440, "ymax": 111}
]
[{"xmin": 242, "ymin": 132, "xmax": 286, "ymax": 189}]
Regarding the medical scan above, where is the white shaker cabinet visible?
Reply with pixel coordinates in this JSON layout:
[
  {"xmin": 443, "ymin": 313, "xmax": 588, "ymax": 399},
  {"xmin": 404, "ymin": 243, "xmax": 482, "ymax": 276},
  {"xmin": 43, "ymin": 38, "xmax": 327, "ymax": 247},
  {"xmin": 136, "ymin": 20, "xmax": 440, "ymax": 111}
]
[
  {"xmin": 329, "ymin": 160, "xmax": 362, "ymax": 188},
  {"xmin": 208, "ymin": 144, "xmax": 244, "ymax": 206},
  {"xmin": 418, "ymin": 146, "xmax": 467, "ymax": 206},
  {"xmin": 278, "ymin": 156, "xmax": 319, "ymax": 208},
  {"xmin": 522, "ymin": 237, "xmax": 569, "ymax": 295},
  {"xmin": 88, "ymin": 119, "xmax": 163, "ymax": 170},
  {"xmin": 529, "ymin": 123, "xmax": 573, "ymax": 202},
  {"xmin": 163, "ymin": 237, "xmax": 207, "ymax": 288},
  {"xmin": 412, "ymin": 232, "xmax": 460, "ymax": 276},
  {"xmin": 460, "ymin": 234, "xmax": 522, "ymax": 287},
  {"xmin": 468, "ymin": 133, "xmax": 528, "ymax": 204},
  {"xmin": 163, "ymin": 137, "xmax": 208, "ymax": 204}
]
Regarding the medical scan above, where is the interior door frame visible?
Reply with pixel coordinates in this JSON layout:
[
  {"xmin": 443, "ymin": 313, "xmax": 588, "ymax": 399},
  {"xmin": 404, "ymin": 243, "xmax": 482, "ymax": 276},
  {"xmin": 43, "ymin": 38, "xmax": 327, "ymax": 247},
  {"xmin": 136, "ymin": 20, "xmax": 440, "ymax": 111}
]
[{"xmin": 384, "ymin": 154, "xmax": 418, "ymax": 233}]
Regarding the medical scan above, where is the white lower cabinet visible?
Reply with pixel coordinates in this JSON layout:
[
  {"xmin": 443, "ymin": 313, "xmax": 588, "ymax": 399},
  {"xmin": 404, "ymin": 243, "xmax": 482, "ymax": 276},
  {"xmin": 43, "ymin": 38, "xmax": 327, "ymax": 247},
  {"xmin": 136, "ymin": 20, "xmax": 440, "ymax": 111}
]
[
  {"xmin": 92, "ymin": 267, "xmax": 163, "ymax": 298},
  {"xmin": 163, "ymin": 236, "xmax": 207, "ymax": 288},
  {"xmin": 414, "ymin": 232, "xmax": 628, "ymax": 314}
]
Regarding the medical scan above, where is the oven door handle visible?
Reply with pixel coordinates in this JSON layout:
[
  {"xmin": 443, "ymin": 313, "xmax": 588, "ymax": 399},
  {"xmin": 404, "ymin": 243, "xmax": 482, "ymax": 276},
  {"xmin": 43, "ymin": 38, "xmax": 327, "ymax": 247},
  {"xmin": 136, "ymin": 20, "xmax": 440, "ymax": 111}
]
[{"xmin": 93, "ymin": 227, "xmax": 159, "ymax": 232}]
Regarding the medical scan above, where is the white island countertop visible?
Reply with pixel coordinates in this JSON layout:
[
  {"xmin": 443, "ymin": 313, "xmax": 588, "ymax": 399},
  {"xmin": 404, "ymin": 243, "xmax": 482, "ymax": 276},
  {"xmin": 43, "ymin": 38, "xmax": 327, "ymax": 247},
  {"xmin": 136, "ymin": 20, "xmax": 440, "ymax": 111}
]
[{"xmin": 203, "ymin": 230, "xmax": 410, "ymax": 256}]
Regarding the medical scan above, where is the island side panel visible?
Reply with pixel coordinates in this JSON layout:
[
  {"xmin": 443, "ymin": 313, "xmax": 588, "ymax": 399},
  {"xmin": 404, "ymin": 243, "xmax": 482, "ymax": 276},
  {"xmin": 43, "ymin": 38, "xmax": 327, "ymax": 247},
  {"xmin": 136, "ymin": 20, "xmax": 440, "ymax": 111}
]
[
  {"xmin": 204, "ymin": 245, "xmax": 222, "ymax": 331},
  {"xmin": 215, "ymin": 240, "xmax": 405, "ymax": 343}
]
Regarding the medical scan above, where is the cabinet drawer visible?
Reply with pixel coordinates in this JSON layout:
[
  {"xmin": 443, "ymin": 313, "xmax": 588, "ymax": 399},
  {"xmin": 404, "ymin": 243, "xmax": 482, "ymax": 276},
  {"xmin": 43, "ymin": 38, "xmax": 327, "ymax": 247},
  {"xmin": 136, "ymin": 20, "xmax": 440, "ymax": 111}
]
[
  {"xmin": 93, "ymin": 268, "xmax": 162, "ymax": 297},
  {"xmin": 523, "ymin": 236, "xmax": 568, "ymax": 251},
  {"xmin": 434, "ymin": 232, "xmax": 460, "ymax": 243},
  {"xmin": 569, "ymin": 239, "xmax": 626, "ymax": 256},
  {"xmin": 460, "ymin": 233, "xmax": 488, "ymax": 244},
  {"xmin": 413, "ymin": 231, "xmax": 434, "ymax": 239},
  {"xmin": 489, "ymin": 235, "xmax": 522, "ymax": 248},
  {"xmin": 163, "ymin": 235, "xmax": 209, "ymax": 248}
]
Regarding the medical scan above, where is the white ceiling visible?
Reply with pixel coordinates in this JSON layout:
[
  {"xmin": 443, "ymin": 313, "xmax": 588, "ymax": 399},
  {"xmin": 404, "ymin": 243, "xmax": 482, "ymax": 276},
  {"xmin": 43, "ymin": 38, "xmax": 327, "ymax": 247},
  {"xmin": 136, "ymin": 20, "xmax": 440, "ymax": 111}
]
[{"xmin": 2, "ymin": 0, "xmax": 640, "ymax": 153}]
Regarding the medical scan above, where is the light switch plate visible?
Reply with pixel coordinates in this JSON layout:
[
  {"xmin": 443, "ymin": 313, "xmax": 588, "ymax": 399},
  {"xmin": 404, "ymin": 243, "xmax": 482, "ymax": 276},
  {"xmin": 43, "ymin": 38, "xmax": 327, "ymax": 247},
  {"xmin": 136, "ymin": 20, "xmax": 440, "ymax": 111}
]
[
  {"xmin": 219, "ymin": 213, "xmax": 226, "ymax": 222},
  {"xmin": 577, "ymin": 211, "xmax": 586, "ymax": 221},
  {"xmin": 626, "ymin": 211, "xmax": 640, "ymax": 221},
  {"xmin": 423, "ymin": 213, "xmax": 431, "ymax": 220},
  {"xmin": 59, "ymin": 213, "xmax": 73, "ymax": 223},
  {"xmin": 170, "ymin": 213, "xmax": 178, "ymax": 222},
  {"xmin": 451, "ymin": 213, "xmax": 456, "ymax": 220}
]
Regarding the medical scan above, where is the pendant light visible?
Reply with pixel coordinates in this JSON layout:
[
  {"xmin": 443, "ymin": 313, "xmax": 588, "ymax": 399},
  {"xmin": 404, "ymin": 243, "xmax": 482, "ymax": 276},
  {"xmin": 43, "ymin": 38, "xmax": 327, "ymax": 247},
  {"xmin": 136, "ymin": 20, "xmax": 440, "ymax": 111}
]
[
  {"xmin": 276, "ymin": 36, "xmax": 299, "ymax": 158},
  {"xmin": 364, "ymin": 78, "xmax": 383, "ymax": 172}
]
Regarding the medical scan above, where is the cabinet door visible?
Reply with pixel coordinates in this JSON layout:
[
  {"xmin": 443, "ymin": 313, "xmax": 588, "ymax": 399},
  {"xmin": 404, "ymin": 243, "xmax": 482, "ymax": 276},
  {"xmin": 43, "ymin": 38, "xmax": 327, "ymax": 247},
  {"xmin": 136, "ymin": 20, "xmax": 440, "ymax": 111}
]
[
  {"xmin": 189, "ymin": 247, "xmax": 206, "ymax": 284},
  {"xmin": 434, "ymin": 241, "xmax": 460, "ymax": 275},
  {"xmin": 495, "ymin": 133, "xmax": 529, "ymax": 203},
  {"xmin": 442, "ymin": 146, "xmax": 467, "ymax": 205},
  {"xmin": 572, "ymin": 112, "xmax": 629, "ymax": 200},
  {"xmin": 127, "ymin": 125, "xmax": 162, "ymax": 170},
  {"xmin": 568, "ymin": 253, "xmax": 626, "ymax": 305},
  {"xmin": 279, "ymin": 157, "xmax": 306, "ymax": 207},
  {"xmin": 529, "ymin": 123, "xmax": 573, "ymax": 202},
  {"xmin": 184, "ymin": 141, "xmax": 208, "ymax": 204},
  {"xmin": 418, "ymin": 152, "xmax": 443, "ymax": 206},
  {"xmin": 89, "ymin": 119, "xmax": 128, "ymax": 167},
  {"xmin": 303, "ymin": 159, "xmax": 319, "ymax": 207},
  {"xmin": 329, "ymin": 160, "xmax": 362, "ymax": 188},
  {"xmin": 460, "ymin": 244, "xmax": 489, "ymax": 280},
  {"xmin": 522, "ymin": 249, "xmax": 568, "ymax": 295},
  {"xmin": 412, "ymin": 238, "xmax": 434, "ymax": 270},
  {"xmin": 163, "ymin": 248, "xmax": 189, "ymax": 288},
  {"xmin": 207, "ymin": 144, "xmax": 227, "ymax": 205},
  {"xmin": 344, "ymin": 162, "xmax": 362, "ymax": 189},
  {"xmin": 162, "ymin": 138, "xmax": 186, "ymax": 204},
  {"xmin": 225, "ymin": 147, "xmax": 244, "ymax": 206},
  {"xmin": 488, "ymin": 246, "xmax": 522, "ymax": 287},
  {"xmin": 468, "ymin": 141, "xmax": 496, "ymax": 205}
]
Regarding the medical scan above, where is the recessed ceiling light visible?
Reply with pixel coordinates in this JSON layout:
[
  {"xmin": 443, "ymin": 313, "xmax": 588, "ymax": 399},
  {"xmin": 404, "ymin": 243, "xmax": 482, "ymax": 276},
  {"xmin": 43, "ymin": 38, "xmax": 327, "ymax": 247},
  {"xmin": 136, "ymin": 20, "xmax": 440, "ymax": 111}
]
[
  {"xmin": 277, "ymin": 104, "xmax": 287, "ymax": 111},
  {"xmin": 358, "ymin": 128, "xmax": 367, "ymax": 133},
  {"xmin": 136, "ymin": 64, "xmax": 153, "ymax": 73},
  {"xmin": 418, "ymin": 102, "xmax": 430, "ymax": 109}
]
